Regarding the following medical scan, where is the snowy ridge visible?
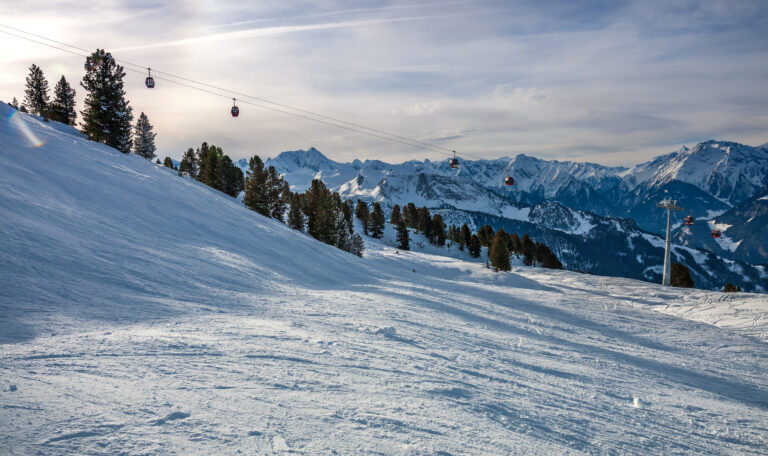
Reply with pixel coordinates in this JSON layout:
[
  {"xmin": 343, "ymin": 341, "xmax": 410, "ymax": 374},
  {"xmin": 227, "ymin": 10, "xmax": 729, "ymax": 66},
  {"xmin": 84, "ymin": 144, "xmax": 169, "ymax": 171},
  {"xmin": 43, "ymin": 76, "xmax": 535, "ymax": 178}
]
[{"xmin": 2, "ymin": 104, "xmax": 768, "ymax": 454}]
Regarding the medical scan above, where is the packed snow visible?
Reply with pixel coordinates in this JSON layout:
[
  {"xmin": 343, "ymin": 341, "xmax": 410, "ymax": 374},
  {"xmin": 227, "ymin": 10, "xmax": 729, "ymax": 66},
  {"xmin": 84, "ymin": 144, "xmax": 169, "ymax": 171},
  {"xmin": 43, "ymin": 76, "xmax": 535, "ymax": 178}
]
[{"xmin": 2, "ymin": 105, "xmax": 768, "ymax": 455}]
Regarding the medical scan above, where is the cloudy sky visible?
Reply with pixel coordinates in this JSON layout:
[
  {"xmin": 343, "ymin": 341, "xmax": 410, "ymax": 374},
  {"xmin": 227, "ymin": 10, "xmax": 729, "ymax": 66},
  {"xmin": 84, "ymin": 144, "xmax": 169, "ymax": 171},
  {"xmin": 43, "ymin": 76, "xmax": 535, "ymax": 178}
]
[{"xmin": 1, "ymin": 0, "xmax": 767, "ymax": 165}]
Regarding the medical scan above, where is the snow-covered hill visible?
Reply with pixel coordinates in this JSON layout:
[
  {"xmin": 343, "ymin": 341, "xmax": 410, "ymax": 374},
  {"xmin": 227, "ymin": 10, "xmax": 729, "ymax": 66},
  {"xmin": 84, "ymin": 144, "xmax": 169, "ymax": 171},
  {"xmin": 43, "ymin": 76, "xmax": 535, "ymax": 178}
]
[{"xmin": 2, "ymin": 104, "xmax": 768, "ymax": 454}]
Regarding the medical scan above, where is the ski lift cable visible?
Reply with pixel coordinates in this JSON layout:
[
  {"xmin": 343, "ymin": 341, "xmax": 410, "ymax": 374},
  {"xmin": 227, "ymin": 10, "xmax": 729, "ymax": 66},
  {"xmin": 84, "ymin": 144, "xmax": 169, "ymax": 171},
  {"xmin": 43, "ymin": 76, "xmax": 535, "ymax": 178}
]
[{"xmin": 0, "ymin": 24, "xmax": 485, "ymax": 160}]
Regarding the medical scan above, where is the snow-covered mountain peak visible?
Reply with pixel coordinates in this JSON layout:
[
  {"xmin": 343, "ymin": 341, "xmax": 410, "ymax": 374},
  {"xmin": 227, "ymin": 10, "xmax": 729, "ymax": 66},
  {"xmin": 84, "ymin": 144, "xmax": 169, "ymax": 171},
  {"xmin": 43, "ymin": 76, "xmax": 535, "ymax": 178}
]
[{"xmin": 268, "ymin": 146, "xmax": 339, "ymax": 172}]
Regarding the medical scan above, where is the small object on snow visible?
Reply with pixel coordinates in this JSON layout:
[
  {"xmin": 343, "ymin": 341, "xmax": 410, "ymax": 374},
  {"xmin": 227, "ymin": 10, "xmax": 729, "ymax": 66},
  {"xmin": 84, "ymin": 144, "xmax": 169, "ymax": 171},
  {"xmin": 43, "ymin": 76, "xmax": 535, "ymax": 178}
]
[
  {"xmin": 412, "ymin": 268, "xmax": 416, "ymax": 272},
  {"xmin": 633, "ymin": 396, "xmax": 641, "ymax": 408},
  {"xmin": 375, "ymin": 327, "xmax": 397, "ymax": 338},
  {"xmin": 8, "ymin": 384, "xmax": 17, "ymax": 392}
]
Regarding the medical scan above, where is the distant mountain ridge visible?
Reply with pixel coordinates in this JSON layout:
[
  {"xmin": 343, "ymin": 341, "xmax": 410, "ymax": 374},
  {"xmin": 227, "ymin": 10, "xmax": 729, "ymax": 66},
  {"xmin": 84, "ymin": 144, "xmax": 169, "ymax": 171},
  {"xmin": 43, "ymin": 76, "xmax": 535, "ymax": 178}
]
[{"xmin": 236, "ymin": 142, "xmax": 768, "ymax": 291}]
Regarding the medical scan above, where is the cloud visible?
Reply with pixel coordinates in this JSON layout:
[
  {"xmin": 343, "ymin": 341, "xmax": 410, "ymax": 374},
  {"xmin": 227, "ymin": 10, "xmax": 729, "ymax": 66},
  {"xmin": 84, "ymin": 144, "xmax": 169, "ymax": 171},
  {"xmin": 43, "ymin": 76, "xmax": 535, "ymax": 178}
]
[{"xmin": 2, "ymin": 0, "xmax": 767, "ymax": 167}]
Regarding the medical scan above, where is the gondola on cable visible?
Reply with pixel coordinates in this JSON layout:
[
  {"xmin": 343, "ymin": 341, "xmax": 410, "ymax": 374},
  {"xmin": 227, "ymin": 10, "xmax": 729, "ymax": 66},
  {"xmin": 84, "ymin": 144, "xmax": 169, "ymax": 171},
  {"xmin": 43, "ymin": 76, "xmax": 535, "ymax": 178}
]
[
  {"xmin": 231, "ymin": 98, "xmax": 239, "ymax": 117},
  {"xmin": 503, "ymin": 160, "xmax": 515, "ymax": 186},
  {"xmin": 711, "ymin": 229, "xmax": 722, "ymax": 238},
  {"xmin": 683, "ymin": 215, "xmax": 694, "ymax": 226},
  {"xmin": 449, "ymin": 150, "xmax": 459, "ymax": 169},
  {"xmin": 145, "ymin": 68, "xmax": 155, "ymax": 88}
]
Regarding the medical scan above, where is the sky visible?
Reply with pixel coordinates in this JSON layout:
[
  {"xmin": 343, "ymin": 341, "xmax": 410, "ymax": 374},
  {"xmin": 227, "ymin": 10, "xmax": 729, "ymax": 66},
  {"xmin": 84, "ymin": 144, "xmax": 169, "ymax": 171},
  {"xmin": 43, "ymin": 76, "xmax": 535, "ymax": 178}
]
[{"xmin": 1, "ymin": 0, "xmax": 767, "ymax": 165}]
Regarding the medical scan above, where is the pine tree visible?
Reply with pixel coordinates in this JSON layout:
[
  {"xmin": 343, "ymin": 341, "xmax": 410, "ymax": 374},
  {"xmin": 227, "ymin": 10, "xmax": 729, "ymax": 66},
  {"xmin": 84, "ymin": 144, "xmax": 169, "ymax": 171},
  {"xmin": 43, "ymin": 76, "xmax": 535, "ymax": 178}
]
[
  {"xmin": 49, "ymin": 76, "xmax": 77, "ymax": 125},
  {"xmin": 304, "ymin": 179, "xmax": 339, "ymax": 245},
  {"xmin": 478, "ymin": 224, "xmax": 495, "ymax": 247},
  {"xmin": 405, "ymin": 202, "xmax": 418, "ymax": 228},
  {"xmin": 468, "ymin": 234, "xmax": 482, "ymax": 258},
  {"xmin": 430, "ymin": 214, "xmax": 446, "ymax": 246},
  {"xmin": 670, "ymin": 263, "xmax": 694, "ymax": 288},
  {"xmin": 132, "ymin": 112, "xmax": 157, "ymax": 160},
  {"xmin": 9, "ymin": 97, "xmax": 19, "ymax": 109},
  {"xmin": 287, "ymin": 193, "xmax": 305, "ymax": 231},
  {"xmin": 80, "ymin": 50, "xmax": 133, "ymax": 153},
  {"xmin": 509, "ymin": 233, "xmax": 522, "ymax": 254},
  {"xmin": 355, "ymin": 200, "xmax": 370, "ymax": 234},
  {"xmin": 266, "ymin": 166, "xmax": 287, "ymax": 220},
  {"xmin": 163, "ymin": 156, "xmax": 174, "ymax": 169},
  {"xmin": 350, "ymin": 233, "xmax": 365, "ymax": 257},
  {"xmin": 243, "ymin": 155, "xmax": 270, "ymax": 216},
  {"xmin": 178, "ymin": 148, "xmax": 198, "ymax": 177},
  {"xmin": 196, "ymin": 143, "xmax": 221, "ymax": 189},
  {"xmin": 416, "ymin": 207, "xmax": 431, "ymax": 235},
  {"xmin": 390, "ymin": 204, "xmax": 401, "ymax": 225},
  {"xmin": 489, "ymin": 229, "xmax": 511, "ymax": 272},
  {"xmin": 369, "ymin": 202, "xmax": 385, "ymax": 239},
  {"xmin": 19, "ymin": 105, "xmax": 28, "ymax": 113},
  {"xmin": 461, "ymin": 224, "xmax": 472, "ymax": 247},
  {"xmin": 24, "ymin": 64, "xmax": 50, "ymax": 116},
  {"xmin": 396, "ymin": 219, "xmax": 410, "ymax": 251},
  {"xmin": 723, "ymin": 283, "xmax": 741, "ymax": 292},
  {"xmin": 336, "ymin": 212, "xmax": 353, "ymax": 252},
  {"xmin": 521, "ymin": 233, "xmax": 535, "ymax": 266}
]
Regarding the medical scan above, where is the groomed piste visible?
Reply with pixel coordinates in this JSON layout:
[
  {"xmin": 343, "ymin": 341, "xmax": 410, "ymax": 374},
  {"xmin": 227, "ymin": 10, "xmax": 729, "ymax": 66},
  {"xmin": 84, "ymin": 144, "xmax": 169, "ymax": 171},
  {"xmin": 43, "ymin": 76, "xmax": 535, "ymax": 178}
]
[{"xmin": 1, "ymin": 103, "xmax": 767, "ymax": 454}]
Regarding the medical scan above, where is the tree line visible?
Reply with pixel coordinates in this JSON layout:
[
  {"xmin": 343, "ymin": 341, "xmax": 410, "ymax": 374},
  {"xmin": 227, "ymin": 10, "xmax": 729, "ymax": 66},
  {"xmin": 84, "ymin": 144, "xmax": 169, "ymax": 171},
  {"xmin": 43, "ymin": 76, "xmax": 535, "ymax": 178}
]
[
  {"xmin": 375, "ymin": 202, "xmax": 562, "ymax": 272},
  {"xmin": 11, "ymin": 53, "xmax": 157, "ymax": 161}
]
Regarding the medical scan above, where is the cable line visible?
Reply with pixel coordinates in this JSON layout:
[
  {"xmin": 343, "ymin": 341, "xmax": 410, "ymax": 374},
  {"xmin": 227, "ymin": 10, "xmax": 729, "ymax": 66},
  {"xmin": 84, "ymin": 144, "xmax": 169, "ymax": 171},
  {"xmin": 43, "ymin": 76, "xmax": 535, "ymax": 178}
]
[{"xmin": 0, "ymin": 24, "xmax": 486, "ymax": 160}]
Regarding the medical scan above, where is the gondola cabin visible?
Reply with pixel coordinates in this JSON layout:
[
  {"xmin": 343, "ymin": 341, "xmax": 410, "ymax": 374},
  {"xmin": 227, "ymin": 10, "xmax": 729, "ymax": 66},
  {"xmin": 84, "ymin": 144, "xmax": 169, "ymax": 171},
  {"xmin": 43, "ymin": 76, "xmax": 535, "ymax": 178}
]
[
  {"xmin": 231, "ymin": 99, "xmax": 239, "ymax": 117},
  {"xmin": 684, "ymin": 215, "xmax": 694, "ymax": 226},
  {"xmin": 711, "ymin": 229, "xmax": 721, "ymax": 238},
  {"xmin": 145, "ymin": 68, "xmax": 155, "ymax": 88},
  {"xmin": 504, "ymin": 176, "xmax": 514, "ymax": 186},
  {"xmin": 449, "ymin": 157, "xmax": 459, "ymax": 169}
]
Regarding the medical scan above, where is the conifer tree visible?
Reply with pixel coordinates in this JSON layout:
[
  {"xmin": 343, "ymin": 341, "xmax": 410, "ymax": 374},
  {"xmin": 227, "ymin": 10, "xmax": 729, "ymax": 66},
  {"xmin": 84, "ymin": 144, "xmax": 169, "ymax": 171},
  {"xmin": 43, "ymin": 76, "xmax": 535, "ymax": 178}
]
[
  {"xmin": 478, "ymin": 224, "xmax": 495, "ymax": 247},
  {"xmin": 24, "ymin": 64, "xmax": 50, "ymax": 116},
  {"xmin": 336, "ymin": 212, "xmax": 353, "ymax": 252},
  {"xmin": 350, "ymin": 233, "xmax": 365, "ymax": 257},
  {"xmin": 356, "ymin": 200, "xmax": 370, "ymax": 234},
  {"xmin": 10, "ymin": 97, "xmax": 19, "ymax": 109},
  {"xmin": 430, "ymin": 214, "xmax": 446, "ymax": 246},
  {"xmin": 489, "ymin": 229, "xmax": 511, "ymax": 272},
  {"xmin": 396, "ymin": 219, "xmax": 410, "ymax": 251},
  {"xmin": 468, "ymin": 234, "xmax": 482, "ymax": 258},
  {"xmin": 670, "ymin": 263, "xmax": 694, "ymax": 288},
  {"xmin": 369, "ymin": 202, "xmax": 385, "ymax": 239},
  {"xmin": 390, "ymin": 204, "xmax": 401, "ymax": 225},
  {"xmin": 80, "ymin": 50, "xmax": 133, "ymax": 153},
  {"xmin": 163, "ymin": 156, "xmax": 174, "ymax": 169},
  {"xmin": 287, "ymin": 193, "xmax": 305, "ymax": 231},
  {"xmin": 19, "ymin": 105, "xmax": 28, "ymax": 113},
  {"xmin": 132, "ymin": 112, "xmax": 157, "ymax": 160},
  {"xmin": 196, "ymin": 143, "xmax": 221, "ymax": 189},
  {"xmin": 521, "ymin": 233, "xmax": 535, "ymax": 266},
  {"xmin": 49, "ymin": 76, "xmax": 77, "ymax": 125},
  {"xmin": 178, "ymin": 148, "xmax": 198, "ymax": 177},
  {"xmin": 723, "ymin": 283, "xmax": 741, "ymax": 292},
  {"xmin": 417, "ymin": 207, "xmax": 431, "ymax": 235},
  {"xmin": 305, "ymin": 179, "xmax": 339, "ymax": 245},
  {"xmin": 244, "ymin": 154, "xmax": 270, "ymax": 216},
  {"xmin": 461, "ymin": 224, "xmax": 472, "ymax": 247},
  {"xmin": 509, "ymin": 233, "xmax": 522, "ymax": 254},
  {"xmin": 405, "ymin": 202, "xmax": 418, "ymax": 228},
  {"xmin": 266, "ymin": 166, "xmax": 286, "ymax": 220}
]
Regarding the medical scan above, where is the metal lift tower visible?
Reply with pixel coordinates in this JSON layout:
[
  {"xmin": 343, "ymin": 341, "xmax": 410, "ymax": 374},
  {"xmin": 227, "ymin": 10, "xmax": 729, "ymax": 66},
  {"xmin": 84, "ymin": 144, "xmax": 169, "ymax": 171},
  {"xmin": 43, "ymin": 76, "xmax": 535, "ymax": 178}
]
[{"xmin": 656, "ymin": 199, "xmax": 683, "ymax": 286}]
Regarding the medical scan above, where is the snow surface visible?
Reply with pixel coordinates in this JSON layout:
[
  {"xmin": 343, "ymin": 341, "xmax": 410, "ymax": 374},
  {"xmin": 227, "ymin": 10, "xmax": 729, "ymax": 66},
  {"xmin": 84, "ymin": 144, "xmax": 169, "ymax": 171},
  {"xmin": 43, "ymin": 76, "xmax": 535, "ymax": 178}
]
[{"xmin": 2, "ymin": 105, "xmax": 768, "ymax": 454}]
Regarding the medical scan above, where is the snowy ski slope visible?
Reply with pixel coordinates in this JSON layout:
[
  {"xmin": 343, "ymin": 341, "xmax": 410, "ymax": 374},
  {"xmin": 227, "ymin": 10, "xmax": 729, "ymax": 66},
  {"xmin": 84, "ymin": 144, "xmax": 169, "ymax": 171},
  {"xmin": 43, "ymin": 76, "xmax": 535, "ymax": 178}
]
[{"xmin": 1, "ymin": 104, "xmax": 767, "ymax": 454}]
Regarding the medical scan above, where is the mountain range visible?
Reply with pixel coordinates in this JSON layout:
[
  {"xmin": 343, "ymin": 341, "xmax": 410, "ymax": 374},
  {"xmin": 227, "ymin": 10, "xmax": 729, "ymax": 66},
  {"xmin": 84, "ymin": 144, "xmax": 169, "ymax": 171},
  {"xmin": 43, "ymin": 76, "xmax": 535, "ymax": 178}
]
[{"xmin": 235, "ymin": 140, "xmax": 768, "ymax": 291}]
